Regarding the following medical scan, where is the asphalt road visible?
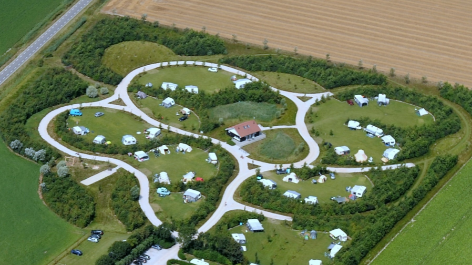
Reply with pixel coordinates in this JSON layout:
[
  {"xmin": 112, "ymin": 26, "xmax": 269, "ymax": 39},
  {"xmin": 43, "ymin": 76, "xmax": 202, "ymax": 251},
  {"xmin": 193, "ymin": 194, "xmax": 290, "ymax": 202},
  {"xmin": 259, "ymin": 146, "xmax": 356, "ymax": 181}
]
[{"xmin": 0, "ymin": 0, "xmax": 93, "ymax": 86}]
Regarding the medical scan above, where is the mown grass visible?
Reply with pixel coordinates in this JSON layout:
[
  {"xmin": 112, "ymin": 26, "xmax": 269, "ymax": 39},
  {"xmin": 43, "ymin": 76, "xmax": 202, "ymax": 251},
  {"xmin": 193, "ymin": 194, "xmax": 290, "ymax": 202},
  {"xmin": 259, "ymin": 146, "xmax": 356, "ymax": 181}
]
[
  {"xmin": 209, "ymin": 101, "xmax": 280, "ymax": 123},
  {"xmin": 371, "ymin": 158, "xmax": 472, "ymax": 265},
  {"xmin": 308, "ymin": 99, "xmax": 434, "ymax": 162},
  {"xmin": 152, "ymin": 192, "xmax": 205, "ymax": 223},
  {"xmin": 257, "ymin": 171, "xmax": 372, "ymax": 203},
  {"xmin": 243, "ymin": 129, "xmax": 308, "ymax": 164},
  {"xmin": 137, "ymin": 66, "xmax": 237, "ymax": 93},
  {"xmin": 228, "ymin": 217, "xmax": 334, "ymax": 264},
  {"xmin": 254, "ymin": 71, "xmax": 326, "ymax": 93},
  {"xmin": 0, "ymin": 141, "xmax": 82, "ymax": 265}
]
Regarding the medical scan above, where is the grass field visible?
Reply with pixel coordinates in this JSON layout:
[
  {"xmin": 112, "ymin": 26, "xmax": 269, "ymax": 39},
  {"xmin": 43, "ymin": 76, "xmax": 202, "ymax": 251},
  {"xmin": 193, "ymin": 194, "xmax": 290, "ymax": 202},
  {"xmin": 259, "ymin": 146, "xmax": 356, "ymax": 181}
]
[
  {"xmin": 135, "ymin": 97, "xmax": 200, "ymax": 130},
  {"xmin": 255, "ymin": 71, "xmax": 326, "ymax": 93},
  {"xmin": 243, "ymin": 129, "xmax": 308, "ymax": 164},
  {"xmin": 257, "ymin": 171, "xmax": 371, "ymax": 203},
  {"xmin": 151, "ymin": 192, "xmax": 205, "ymax": 223},
  {"xmin": 308, "ymin": 99, "xmax": 434, "ymax": 161},
  {"xmin": 229, "ymin": 217, "xmax": 333, "ymax": 264},
  {"xmin": 0, "ymin": 141, "xmax": 83, "ymax": 265},
  {"xmin": 371, "ymin": 159, "xmax": 472, "ymax": 265},
  {"xmin": 0, "ymin": 0, "xmax": 63, "ymax": 55},
  {"xmin": 67, "ymin": 107, "xmax": 153, "ymax": 144},
  {"xmin": 209, "ymin": 101, "xmax": 281, "ymax": 123},
  {"xmin": 137, "ymin": 66, "xmax": 237, "ymax": 93}
]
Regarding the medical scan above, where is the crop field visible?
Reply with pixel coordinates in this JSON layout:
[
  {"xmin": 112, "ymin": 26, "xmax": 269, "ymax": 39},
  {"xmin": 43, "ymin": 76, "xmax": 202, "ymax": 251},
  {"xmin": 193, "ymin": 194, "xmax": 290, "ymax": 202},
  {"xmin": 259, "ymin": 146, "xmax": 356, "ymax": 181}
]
[
  {"xmin": 0, "ymin": 0, "xmax": 63, "ymax": 55},
  {"xmin": 260, "ymin": 171, "xmax": 371, "ymax": 203},
  {"xmin": 371, "ymin": 158, "xmax": 472, "ymax": 265},
  {"xmin": 308, "ymin": 99, "xmax": 434, "ymax": 161},
  {"xmin": 0, "ymin": 141, "xmax": 82, "ymax": 264},
  {"xmin": 102, "ymin": 0, "xmax": 472, "ymax": 87}
]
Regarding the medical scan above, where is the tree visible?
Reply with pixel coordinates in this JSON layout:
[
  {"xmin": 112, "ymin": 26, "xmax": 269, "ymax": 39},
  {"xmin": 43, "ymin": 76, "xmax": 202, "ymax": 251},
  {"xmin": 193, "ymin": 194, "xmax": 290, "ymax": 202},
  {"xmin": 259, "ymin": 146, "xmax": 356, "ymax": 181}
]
[
  {"xmin": 95, "ymin": 254, "xmax": 114, "ymax": 265},
  {"xmin": 40, "ymin": 164, "xmax": 50, "ymax": 175},
  {"xmin": 57, "ymin": 160, "xmax": 67, "ymax": 168},
  {"xmin": 326, "ymin": 53, "xmax": 330, "ymax": 62},
  {"xmin": 372, "ymin": 64, "xmax": 377, "ymax": 73},
  {"xmin": 405, "ymin": 73, "xmax": 410, "ymax": 84},
  {"xmin": 141, "ymin": 13, "xmax": 147, "ymax": 21},
  {"xmin": 358, "ymin": 59, "xmax": 363, "ymax": 69},
  {"xmin": 422, "ymin": 76, "xmax": 427, "ymax": 83},
  {"xmin": 330, "ymin": 129, "xmax": 334, "ymax": 136},
  {"xmin": 108, "ymin": 241, "xmax": 132, "ymax": 261},
  {"xmin": 390, "ymin": 68, "xmax": 396, "ymax": 77},
  {"xmin": 57, "ymin": 166, "xmax": 69, "ymax": 177},
  {"xmin": 179, "ymin": 224, "xmax": 196, "ymax": 249},
  {"xmin": 130, "ymin": 185, "xmax": 140, "ymax": 201},
  {"xmin": 263, "ymin": 39, "xmax": 269, "ymax": 50},
  {"xmin": 100, "ymin": 87, "xmax": 109, "ymax": 95},
  {"xmin": 24, "ymin": 147, "xmax": 35, "ymax": 158},
  {"xmin": 86, "ymin": 86, "xmax": 98, "ymax": 98},
  {"xmin": 9, "ymin": 140, "xmax": 23, "ymax": 151},
  {"xmin": 232, "ymin": 34, "xmax": 237, "ymax": 43},
  {"xmin": 294, "ymin": 46, "xmax": 298, "ymax": 55},
  {"xmin": 33, "ymin": 149, "xmax": 46, "ymax": 161}
]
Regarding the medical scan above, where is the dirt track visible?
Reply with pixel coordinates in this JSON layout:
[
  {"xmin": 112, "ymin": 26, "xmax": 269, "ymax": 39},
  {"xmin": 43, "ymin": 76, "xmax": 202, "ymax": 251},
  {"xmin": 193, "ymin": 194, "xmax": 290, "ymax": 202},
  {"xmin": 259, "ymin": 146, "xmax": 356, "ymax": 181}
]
[{"xmin": 102, "ymin": 0, "xmax": 472, "ymax": 87}]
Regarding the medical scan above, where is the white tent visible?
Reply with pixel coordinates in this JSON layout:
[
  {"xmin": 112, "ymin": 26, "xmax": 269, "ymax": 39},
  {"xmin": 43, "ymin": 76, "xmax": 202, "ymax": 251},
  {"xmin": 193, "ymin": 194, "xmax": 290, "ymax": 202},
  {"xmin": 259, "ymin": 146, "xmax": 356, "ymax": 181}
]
[
  {"xmin": 161, "ymin": 82, "xmax": 178, "ymax": 91},
  {"xmin": 233, "ymin": 78, "xmax": 252, "ymax": 89},
  {"xmin": 162, "ymin": 97, "xmax": 175, "ymax": 108},
  {"xmin": 354, "ymin": 95, "xmax": 369, "ymax": 107},
  {"xmin": 181, "ymin": 108, "xmax": 191, "ymax": 115},
  {"xmin": 330, "ymin": 228, "xmax": 348, "ymax": 241},
  {"xmin": 158, "ymin": 145, "xmax": 170, "ymax": 154},
  {"xmin": 365, "ymin": 125, "xmax": 384, "ymax": 137},
  {"xmin": 283, "ymin": 172, "xmax": 299, "ymax": 183},
  {"xmin": 93, "ymin": 135, "xmax": 106, "ymax": 144},
  {"xmin": 178, "ymin": 143, "xmax": 193, "ymax": 152},
  {"xmin": 283, "ymin": 190, "xmax": 301, "ymax": 199},
  {"xmin": 381, "ymin": 135, "xmax": 395, "ymax": 146},
  {"xmin": 309, "ymin": 260, "xmax": 322, "ymax": 265},
  {"xmin": 158, "ymin": 172, "xmax": 170, "ymax": 184},
  {"xmin": 146, "ymin": 128, "xmax": 161, "ymax": 138},
  {"xmin": 351, "ymin": 185, "xmax": 367, "ymax": 197},
  {"xmin": 329, "ymin": 245, "xmax": 343, "ymax": 258},
  {"xmin": 355, "ymin": 150, "xmax": 368, "ymax": 163},
  {"xmin": 347, "ymin": 120, "xmax": 361, "ymax": 130},
  {"xmin": 304, "ymin": 196, "xmax": 318, "ymax": 205},
  {"xmin": 134, "ymin": 151, "xmax": 149, "ymax": 162},
  {"xmin": 182, "ymin": 172, "xmax": 196, "ymax": 183},
  {"xmin": 383, "ymin": 148, "xmax": 400, "ymax": 160},
  {"xmin": 122, "ymin": 135, "xmax": 137, "ymax": 145},
  {"xmin": 378, "ymin": 94, "xmax": 389, "ymax": 105},
  {"xmin": 417, "ymin": 108, "xmax": 428, "ymax": 116},
  {"xmin": 334, "ymin": 146, "xmax": 350, "ymax": 155},
  {"xmin": 185, "ymin": 85, "xmax": 199, "ymax": 94},
  {"xmin": 318, "ymin": 175, "xmax": 327, "ymax": 183},
  {"xmin": 208, "ymin": 153, "xmax": 217, "ymax": 164},
  {"xmin": 72, "ymin": 126, "xmax": 88, "ymax": 135},
  {"xmin": 231, "ymin": 233, "xmax": 247, "ymax": 244},
  {"xmin": 258, "ymin": 179, "xmax": 277, "ymax": 189}
]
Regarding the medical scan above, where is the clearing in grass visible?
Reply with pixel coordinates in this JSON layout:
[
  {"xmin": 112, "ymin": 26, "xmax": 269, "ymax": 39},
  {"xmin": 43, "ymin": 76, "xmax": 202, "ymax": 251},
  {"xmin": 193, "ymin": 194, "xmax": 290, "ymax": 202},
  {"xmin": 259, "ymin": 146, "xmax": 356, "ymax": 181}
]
[
  {"xmin": 371, "ymin": 158, "xmax": 472, "ymax": 265},
  {"xmin": 243, "ymin": 129, "xmax": 308, "ymax": 163},
  {"xmin": 308, "ymin": 99, "xmax": 434, "ymax": 162},
  {"xmin": 0, "ymin": 141, "xmax": 82, "ymax": 265},
  {"xmin": 137, "ymin": 66, "xmax": 236, "ymax": 94},
  {"xmin": 258, "ymin": 171, "xmax": 372, "ymax": 203},
  {"xmin": 151, "ymin": 192, "xmax": 205, "ymax": 223},
  {"xmin": 209, "ymin": 101, "xmax": 281, "ymax": 124},
  {"xmin": 255, "ymin": 71, "xmax": 326, "ymax": 93}
]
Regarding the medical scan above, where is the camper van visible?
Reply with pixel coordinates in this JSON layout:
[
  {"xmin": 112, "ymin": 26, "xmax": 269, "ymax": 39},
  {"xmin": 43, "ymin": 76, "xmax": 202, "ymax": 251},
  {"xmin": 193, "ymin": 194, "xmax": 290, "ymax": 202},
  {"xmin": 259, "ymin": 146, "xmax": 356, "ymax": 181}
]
[{"xmin": 69, "ymin": 109, "xmax": 82, "ymax": 116}]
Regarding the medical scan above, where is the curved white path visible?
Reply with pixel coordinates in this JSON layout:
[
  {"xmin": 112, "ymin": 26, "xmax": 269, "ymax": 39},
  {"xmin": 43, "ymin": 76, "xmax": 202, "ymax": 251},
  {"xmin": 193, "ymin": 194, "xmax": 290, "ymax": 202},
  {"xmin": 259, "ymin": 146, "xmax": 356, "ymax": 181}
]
[{"xmin": 38, "ymin": 61, "xmax": 414, "ymax": 264}]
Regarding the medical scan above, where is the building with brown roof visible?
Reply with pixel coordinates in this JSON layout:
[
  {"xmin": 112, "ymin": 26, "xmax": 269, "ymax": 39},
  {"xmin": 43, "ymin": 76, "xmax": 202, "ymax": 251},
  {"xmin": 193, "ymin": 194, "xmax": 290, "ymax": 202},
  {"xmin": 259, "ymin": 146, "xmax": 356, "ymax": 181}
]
[{"xmin": 225, "ymin": 120, "xmax": 261, "ymax": 142}]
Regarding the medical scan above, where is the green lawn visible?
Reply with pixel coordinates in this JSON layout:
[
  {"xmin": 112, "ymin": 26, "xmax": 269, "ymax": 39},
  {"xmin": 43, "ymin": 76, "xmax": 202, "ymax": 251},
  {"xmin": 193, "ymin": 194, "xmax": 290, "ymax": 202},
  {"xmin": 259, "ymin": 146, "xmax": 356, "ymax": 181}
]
[
  {"xmin": 229, "ymin": 217, "xmax": 334, "ymax": 264},
  {"xmin": 260, "ymin": 171, "xmax": 372, "ymax": 203},
  {"xmin": 371, "ymin": 158, "xmax": 472, "ymax": 265},
  {"xmin": 67, "ymin": 107, "xmax": 153, "ymax": 144},
  {"xmin": 151, "ymin": 192, "xmax": 205, "ymax": 223},
  {"xmin": 209, "ymin": 101, "xmax": 281, "ymax": 123},
  {"xmin": 0, "ymin": 141, "xmax": 82, "ymax": 265},
  {"xmin": 57, "ymin": 232, "xmax": 129, "ymax": 265},
  {"xmin": 0, "ymin": 0, "xmax": 63, "ymax": 55},
  {"xmin": 308, "ymin": 99, "xmax": 434, "ymax": 162},
  {"xmin": 135, "ymin": 96, "xmax": 200, "ymax": 130},
  {"xmin": 243, "ymin": 129, "xmax": 308, "ymax": 164},
  {"xmin": 137, "ymin": 66, "xmax": 237, "ymax": 94},
  {"xmin": 254, "ymin": 71, "xmax": 326, "ymax": 93}
]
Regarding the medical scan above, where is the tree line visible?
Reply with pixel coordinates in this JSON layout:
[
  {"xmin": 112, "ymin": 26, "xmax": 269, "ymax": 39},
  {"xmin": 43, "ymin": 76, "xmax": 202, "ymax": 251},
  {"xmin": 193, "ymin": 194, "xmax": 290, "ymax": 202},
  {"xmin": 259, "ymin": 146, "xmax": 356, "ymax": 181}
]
[
  {"xmin": 63, "ymin": 16, "xmax": 227, "ymax": 85},
  {"xmin": 439, "ymin": 82, "xmax": 472, "ymax": 115},
  {"xmin": 219, "ymin": 55, "xmax": 387, "ymax": 89},
  {"xmin": 335, "ymin": 85, "xmax": 461, "ymax": 161},
  {"xmin": 132, "ymin": 80, "xmax": 282, "ymax": 132},
  {"xmin": 0, "ymin": 67, "xmax": 88, "ymax": 163}
]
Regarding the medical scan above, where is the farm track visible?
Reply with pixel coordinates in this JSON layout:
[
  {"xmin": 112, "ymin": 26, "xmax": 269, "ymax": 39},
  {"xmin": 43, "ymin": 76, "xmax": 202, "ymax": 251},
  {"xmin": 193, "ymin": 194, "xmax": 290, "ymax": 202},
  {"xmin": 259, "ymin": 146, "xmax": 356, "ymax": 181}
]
[{"xmin": 102, "ymin": 0, "xmax": 472, "ymax": 87}]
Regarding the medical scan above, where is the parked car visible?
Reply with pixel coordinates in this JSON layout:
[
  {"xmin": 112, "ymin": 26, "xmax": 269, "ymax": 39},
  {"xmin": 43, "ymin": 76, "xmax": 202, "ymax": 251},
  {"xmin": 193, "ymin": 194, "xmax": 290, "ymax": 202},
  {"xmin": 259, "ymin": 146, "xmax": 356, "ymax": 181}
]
[
  {"xmin": 152, "ymin": 245, "xmax": 162, "ymax": 250},
  {"xmin": 179, "ymin": 115, "xmax": 188, "ymax": 121},
  {"xmin": 208, "ymin": 67, "xmax": 218, "ymax": 72},
  {"xmin": 330, "ymin": 172, "xmax": 336, "ymax": 180},
  {"xmin": 87, "ymin": 237, "xmax": 99, "ymax": 243},
  {"xmin": 69, "ymin": 109, "xmax": 82, "ymax": 116},
  {"xmin": 91, "ymin": 230, "xmax": 104, "ymax": 235},
  {"xmin": 71, "ymin": 249, "xmax": 83, "ymax": 256},
  {"xmin": 143, "ymin": 254, "xmax": 150, "ymax": 260},
  {"xmin": 94, "ymin": 112, "xmax": 104, "ymax": 117},
  {"xmin": 132, "ymin": 260, "xmax": 142, "ymax": 265},
  {"xmin": 276, "ymin": 168, "xmax": 287, "ymax": 174},
  {"xmin": 138, "ymin": 257, "xmax": 147, "ymax": 263},
  {"xmin": 90, "ymin": 234, "xmax": 101, "ymax": 239}
]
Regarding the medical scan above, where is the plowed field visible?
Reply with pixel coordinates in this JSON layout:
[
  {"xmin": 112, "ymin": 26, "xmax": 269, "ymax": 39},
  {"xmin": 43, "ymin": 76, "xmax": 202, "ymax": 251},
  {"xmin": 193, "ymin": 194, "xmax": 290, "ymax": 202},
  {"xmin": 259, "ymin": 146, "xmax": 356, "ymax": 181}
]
[{"xmin": 102, "ymin": 0, "xmax": 472, "ymax": 87}]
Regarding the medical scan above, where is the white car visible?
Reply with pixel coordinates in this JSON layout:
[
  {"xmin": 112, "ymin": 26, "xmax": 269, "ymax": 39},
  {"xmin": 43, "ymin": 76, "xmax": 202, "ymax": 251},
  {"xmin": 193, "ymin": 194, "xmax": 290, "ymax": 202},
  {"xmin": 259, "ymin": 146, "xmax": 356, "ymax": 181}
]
[
  {"xmin": 208, "ymin": 67, "xmax": 218, "ymax": 73},
  {"xmin": 87, "ymin": 237, "xmax": 99, "ymax": 243}
]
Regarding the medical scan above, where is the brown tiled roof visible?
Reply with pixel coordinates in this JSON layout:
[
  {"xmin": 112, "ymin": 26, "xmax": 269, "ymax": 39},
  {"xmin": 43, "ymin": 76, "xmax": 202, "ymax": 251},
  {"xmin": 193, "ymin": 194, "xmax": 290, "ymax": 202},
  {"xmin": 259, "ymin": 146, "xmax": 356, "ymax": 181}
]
[{"xmin": 227, "ymin": 120, "xmax": 261, "ymax": 138}]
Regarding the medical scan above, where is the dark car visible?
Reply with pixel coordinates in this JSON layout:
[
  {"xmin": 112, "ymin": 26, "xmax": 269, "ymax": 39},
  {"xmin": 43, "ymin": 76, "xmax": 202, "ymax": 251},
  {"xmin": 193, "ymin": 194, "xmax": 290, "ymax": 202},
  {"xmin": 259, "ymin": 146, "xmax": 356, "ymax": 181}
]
[
  {"xmin": 276, "ymin": 168, "xmax": 287, "ymax": 174},
  {"xmin": 91, "ymin": 234, "xmax": 101, "ymax": 239},
  {"xmin": 91, "ymin": 230, "xmax": 104, "ymax": 235},
  {"xmin": 71, "ymin": 249, "xmax": 83, "ymax": 256},
  {"xmin": 179, "ymin": 115, "xmax": 188, "ymax": 122},
  {"xmin": 94, "ymin": 112, "xmax": 105, "ymax": 117}
]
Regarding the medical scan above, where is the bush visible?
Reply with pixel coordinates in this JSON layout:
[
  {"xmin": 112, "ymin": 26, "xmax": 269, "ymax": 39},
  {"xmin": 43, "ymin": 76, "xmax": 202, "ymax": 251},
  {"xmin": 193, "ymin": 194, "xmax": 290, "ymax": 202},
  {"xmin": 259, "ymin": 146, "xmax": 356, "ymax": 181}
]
[
  {"xmin": 86, "ymin": 86, "xmax": 98, "ymax": 98},
  {"xmin": 40, "ymin": 164, "xmax": 50, "ymax": 175},
  {"xmin": 178, "ymin": 248, "xmax": 186, "ymax": 260},
  {"xmin": 57, "ymin": 166, "xmax": 69, "ymax": 177},
  {"xmin": 100, "ymin": 87, "xmax": 109, "ymax": 95}
]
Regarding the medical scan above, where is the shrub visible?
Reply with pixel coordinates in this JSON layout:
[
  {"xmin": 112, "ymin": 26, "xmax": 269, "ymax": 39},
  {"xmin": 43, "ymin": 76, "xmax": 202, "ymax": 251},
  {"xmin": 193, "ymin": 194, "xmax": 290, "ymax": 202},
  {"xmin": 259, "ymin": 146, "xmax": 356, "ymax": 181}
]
[
  {"xmin": 100, "ymin": 87, "xmax": 109, "ymax": 95},
  {"xmin": 40, "ymin": 164, "xmax": 50, "ymax": 175},
  {"xmin": 57, "ymin": 160, "xmax": 67, "ymax": 168},
  {"xmin": 9, "ymin": 140, "xmax": 23, "ymax": 151},
  {"xmin": 178, "ymin": 248, "xmax": 186, "ymax": 260},
  {"xmin": 86, "ymin": 86, "xmax": 98, "ymax": 98},
  {"xmin": 57, "ymin": 166, "xmax": 69, "ymax": 177}
]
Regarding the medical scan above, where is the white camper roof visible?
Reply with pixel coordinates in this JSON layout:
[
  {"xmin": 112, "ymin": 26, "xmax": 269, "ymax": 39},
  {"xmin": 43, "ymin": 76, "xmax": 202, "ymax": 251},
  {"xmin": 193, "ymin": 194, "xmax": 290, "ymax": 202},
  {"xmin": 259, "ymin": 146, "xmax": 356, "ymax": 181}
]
[
  {"xmin": 383, "ymin": 148, "xmax": 400, "ymax": 160},
  {"xmin": 162, "ymin": 97, "xmax": 175, "ymax": 105},
  {"xmin": 178, "ymin": 143, "xmax": 192, "ymax": 152},
  {"xmin": 184, "ymin": 189, "xmax": 201, "ymax": 198},
  {"xmin": 351, "ymin": 185, "xmax": 367, "ymax": 194},
  {"xmin": 158, "ymin": 172, "xmax": 170, "ymax": 184},
  {"xmin": 330, "ymin": 228, "xmax": 347, "ymax": 238},
  {"xmin": 284, "ymin": 190, "xmax": 301, "ymax": 198},
  {"xmin": 161, "ymin": 82, "xmax": 178, "ymax": 91},
  {"xmin": 234, "ymin": 79, "xmax": 252, "ymax": 89},
  {"xmin": 305, "ymin": 196, "xmax": 318, "ymax": 204},
  {"xmin": 347, "ymin": 120, "xmax": 360, "ymax": 128},
  {"xmin": 378, "ymin": 94, "xmax": 387, "ymax": 102},
  {"xmin": 381, "ymin": 135, "xmax": 395, "ymax": 144},
  {"xmin": 183, "ymin": 172, "xmax": 196, "ymax": 181},
  {"xmin": 330, "ymin": 245, "xmax": 343, "ymax": 258},
  {"xmin": 208, "ymin": 152, "xmax": 217, "ymax": 161},
  {"xmin": 247, "ymin": 219, "xmax": 264, "ymax": 231},
  {"xmin": 148, "ymin": 128, "xmax": 160, "ymax": 134},
  {"xmin": 231, "ymin": 233, "xmax": 246, "ymax": 242},
  {"xmin": 185, "ymin": 85, "xmax": 199, "ymax": 94},
  {"xmin": 309, "ymin": 260, "xmax": 322, "ymax": 265},
  {"xmin": 94, "ymin": 135, "xmax": 105, "ymax": 141},
  {"xmin": 417, "ymin": 108, "xmax": 428, "ymax": 116},
  {"xmin": 122, "ymin": 135, "xmax": 136, "ymax": 141},
  {"xmin": 354, "ymin": 95, "xmax": 369, "ymax": 103},
  {"xmin": 182, "ymin": 107, "xmax": 191, "ymax": 114},
  {"xmin": 365, "ymin": 125, "xmax": 384, "ymax": 136},
  {"xmin": 134, "ymin": 151, "xmax": 148, "ymax": 159}
]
